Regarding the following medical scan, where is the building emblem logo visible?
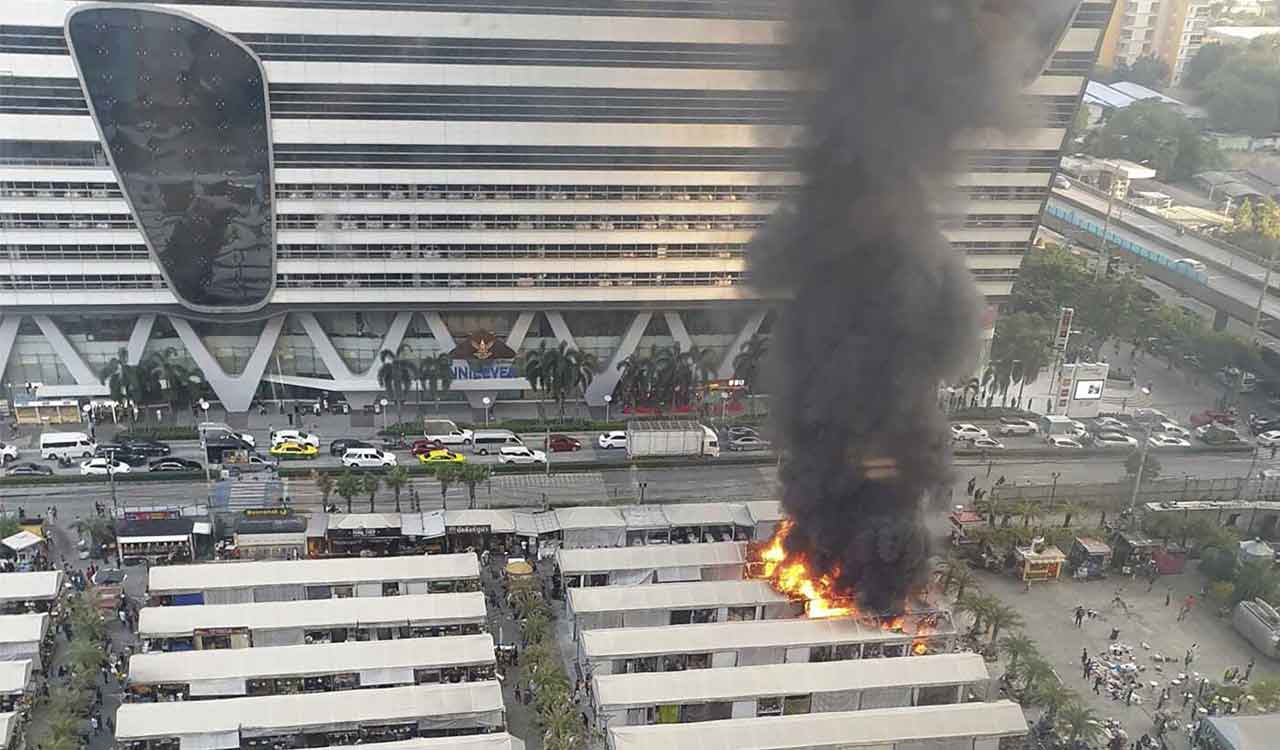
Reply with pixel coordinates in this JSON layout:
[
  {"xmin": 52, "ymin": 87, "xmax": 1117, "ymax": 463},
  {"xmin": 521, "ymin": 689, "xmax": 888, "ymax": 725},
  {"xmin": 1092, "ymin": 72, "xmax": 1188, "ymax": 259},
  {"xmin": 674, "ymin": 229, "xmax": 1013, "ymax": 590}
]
[{"xmin": 449, "ymin": 332, "xmax": 516, "ymax": 362}]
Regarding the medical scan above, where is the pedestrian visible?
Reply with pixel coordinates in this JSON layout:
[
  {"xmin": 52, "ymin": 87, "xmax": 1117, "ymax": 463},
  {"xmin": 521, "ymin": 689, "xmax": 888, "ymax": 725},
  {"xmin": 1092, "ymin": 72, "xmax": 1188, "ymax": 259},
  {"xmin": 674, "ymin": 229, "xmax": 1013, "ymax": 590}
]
[
  {"xmin": 966, "ymin": 477, "xmax": 976, "ymax": 497},
  {"xmin": 90, "ymin": 716, "xmax": 98, "ymax": 734},
  {"xmin": 1157, "ymin": 687, "xmax": 1168, "ymax": 711},
  {"xmin": 1081, "ymin": 647, "xmax": 1089, "ymax": 668},
  {"xmin": 1094, "ymin": 675, "xmax": 1103, "ymax": 695},
  {"xmin": 1083, "ymin": 660, "xmax": 1091, "ymax": 679},
  {"xmin": 1272, "ymin": 445, "xmax": 1277, "ymax": 460},
  {"xmin": 1075, "ymin": 605, "xmax": 1085, "ymax": 627},
  {"xmin": 1165, "ymin": 587, "xmax": 1172, "ymax": 607},
  {"xmin": 1184, "ymin": 649, "xmax": 1193, "ymax": 668},
  {"xmin": 1126, "ymin": 686, "xmax": 1135, "ymax": 706}
]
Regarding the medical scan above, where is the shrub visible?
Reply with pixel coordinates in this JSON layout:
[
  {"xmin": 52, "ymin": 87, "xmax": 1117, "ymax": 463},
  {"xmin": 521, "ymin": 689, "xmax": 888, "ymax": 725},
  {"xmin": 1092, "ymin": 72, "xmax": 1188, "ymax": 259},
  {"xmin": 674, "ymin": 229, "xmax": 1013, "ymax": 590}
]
[
  {"xmin": 1199, "ymin": 546, "xmax": 1239, "ymax": 582},
  {"xmin": 115, "ymin": 426, "xmax": 199, "ymax": 441}
]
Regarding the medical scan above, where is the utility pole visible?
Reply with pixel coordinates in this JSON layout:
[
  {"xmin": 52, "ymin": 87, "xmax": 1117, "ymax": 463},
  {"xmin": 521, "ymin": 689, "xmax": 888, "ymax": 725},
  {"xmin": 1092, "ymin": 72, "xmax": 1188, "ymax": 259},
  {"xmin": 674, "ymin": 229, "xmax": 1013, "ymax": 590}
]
[
  {"xmin": 1126, "ymin": 424, "xmax": 1151, "ymax": 527},
  {"xmin": 1093, "ymin": 168, "xmax": 1121, "ymax": 281}
]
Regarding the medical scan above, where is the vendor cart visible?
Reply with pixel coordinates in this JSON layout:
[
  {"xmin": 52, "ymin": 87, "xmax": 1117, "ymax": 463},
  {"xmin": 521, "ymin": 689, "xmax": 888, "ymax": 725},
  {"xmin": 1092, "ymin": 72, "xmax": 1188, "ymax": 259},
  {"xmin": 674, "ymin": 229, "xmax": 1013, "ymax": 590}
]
[{"xmin": 1069, "ymin": 536, "xmax": 1112, "ymax": 579}]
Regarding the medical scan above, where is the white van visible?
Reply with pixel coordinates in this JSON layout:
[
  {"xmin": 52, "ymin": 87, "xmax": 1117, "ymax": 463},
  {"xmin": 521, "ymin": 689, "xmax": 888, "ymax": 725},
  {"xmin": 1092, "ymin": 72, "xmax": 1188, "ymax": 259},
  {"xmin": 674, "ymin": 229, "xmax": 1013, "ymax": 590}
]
[
  {"xmin": 471, "ymin": 429, "xmax": 523, "ymax": 455},
  {"xmin": 40, "ymin": 432, "xmax": 97, "ymax": 460},
  {"xmin": 342, "ymin": 447, "xmax": 397, "ymax": 469},
  {"xmin": 423, "ymin": 419, "xmax": 473, "ymax": 446}
]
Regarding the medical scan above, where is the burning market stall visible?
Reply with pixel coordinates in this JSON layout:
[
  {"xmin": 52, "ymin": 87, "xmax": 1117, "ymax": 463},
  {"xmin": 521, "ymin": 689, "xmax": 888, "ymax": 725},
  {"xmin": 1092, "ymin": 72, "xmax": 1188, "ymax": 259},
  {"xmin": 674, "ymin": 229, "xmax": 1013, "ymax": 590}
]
[
  {"xmin": 743, "ymin": 501, "xmax": 784, "ymax": 541},
  {"xmin": 567, "ymin": 580, "xmax": 800, "ymax": 640}
]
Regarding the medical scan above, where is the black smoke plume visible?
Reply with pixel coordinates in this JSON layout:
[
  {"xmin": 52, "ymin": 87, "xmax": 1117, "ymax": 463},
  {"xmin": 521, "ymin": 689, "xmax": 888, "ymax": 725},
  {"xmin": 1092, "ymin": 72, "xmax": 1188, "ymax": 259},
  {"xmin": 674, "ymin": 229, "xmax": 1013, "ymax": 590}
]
[{"xmin": 752, "ymin": 1, "xmax": 1053, "ymax": 612}]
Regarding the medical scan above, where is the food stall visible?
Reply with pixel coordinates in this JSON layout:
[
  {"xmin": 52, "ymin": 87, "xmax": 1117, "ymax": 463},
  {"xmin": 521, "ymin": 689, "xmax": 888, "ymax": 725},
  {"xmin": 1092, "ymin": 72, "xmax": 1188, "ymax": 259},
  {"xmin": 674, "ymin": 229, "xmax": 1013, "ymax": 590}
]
[
  {"xmin": 948, "ymin": 508, "xmax": 987, "ymax": 548},
  {"xmin": 1068, "ymin": 537, "xmax": 1111, "ymax": 578},
  {"xmin": 1111, "ymin": 531, "xmax": 1159, "ymax": 573},
  {"xmin": 1013, "ymin": 540, "xmax": 1065, "ymax": 582}
]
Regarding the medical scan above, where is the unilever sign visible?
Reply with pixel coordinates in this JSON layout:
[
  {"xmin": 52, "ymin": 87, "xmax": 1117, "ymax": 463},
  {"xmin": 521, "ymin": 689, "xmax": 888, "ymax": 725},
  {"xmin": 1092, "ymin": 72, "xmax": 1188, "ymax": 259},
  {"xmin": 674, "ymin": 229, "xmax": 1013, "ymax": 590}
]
[{"xmin": 448, "ymin": 330, "xmax": 518, "ymax": 380}]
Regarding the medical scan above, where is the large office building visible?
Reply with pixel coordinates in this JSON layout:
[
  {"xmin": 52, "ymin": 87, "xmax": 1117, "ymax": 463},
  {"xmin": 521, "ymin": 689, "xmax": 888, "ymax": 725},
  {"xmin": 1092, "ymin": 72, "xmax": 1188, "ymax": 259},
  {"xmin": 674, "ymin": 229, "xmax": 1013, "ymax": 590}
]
[{"xmin": 0, "ymin": 1, "xmax": 1112, "ymax": 413}]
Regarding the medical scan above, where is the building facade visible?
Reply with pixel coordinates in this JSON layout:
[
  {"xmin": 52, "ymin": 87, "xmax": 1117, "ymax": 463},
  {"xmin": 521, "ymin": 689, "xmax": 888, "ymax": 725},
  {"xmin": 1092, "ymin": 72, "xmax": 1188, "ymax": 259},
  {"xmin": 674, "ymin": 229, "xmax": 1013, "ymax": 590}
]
[
  {"xmin": 0, "ymin": 0, "xmax": 1112, "ymax": 413},
  {"xmin": 1098, "ymin": 0, "xmax": 1210, "ymax": 84}
]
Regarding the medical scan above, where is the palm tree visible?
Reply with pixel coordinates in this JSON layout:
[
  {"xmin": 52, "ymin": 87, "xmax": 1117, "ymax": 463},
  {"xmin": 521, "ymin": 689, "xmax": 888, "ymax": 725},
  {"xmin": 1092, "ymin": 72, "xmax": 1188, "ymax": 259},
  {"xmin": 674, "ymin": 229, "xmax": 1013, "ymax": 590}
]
[
  {"xmin": 1248, "ymin": 678, "xmax": 1280, "ymax": 712},
  {"xmin": 973, "ymin": 494, "xmax": 1001, "ymax": 527},
  {"xmin": 733, "ymin": 332, "xmax": 768, "ymax": 387},
  {"xmin": 362, "ymin": 472, "xmax": 382, "ymax": 513},
  {"xmin": 383, "ymin": 466, "xmax": 409, "ymax": 512},
  {"xmin": 998, "ymin": 633, "xmax": 1038, "ymax": 673},
  {"xmin": 100, "ymin": 347, "xmax": 149, "ymax": 416},
  {"xmin": 459, "ymin": 463, "xmax": 492, "ymax": 510},
  {"xmin": 434, "ymin": 462, "xmax": 462, "ymax": 511},
  {"xmin": 335, "ymin": 471, "xmax": 361, "ymax": 513},
  {"xmin": 311, "ymin": 470, "xmax": 335, "ymax": 510},
  {"xmin": 145, "ymin": 347, "xmax": 194, "ymax": 419},
  {"xmin": 948, "ymin": 566, "xmax": 977, "ymax": 599},
  {"xmin": 1029, "ymin": 680, "xmax": 1077, "ymax": 720},
  {"xmin": 1013, "ymin": 500, "xmax": 1043, "ymax": 529},
  {"xmin": 614, "ymin": 354, "xmax": 656, "ymax": 408},
  {"xmin": 955, "ymin": 591, "xmax": 994, "ymax": 635},
  {"xmin": 518, "ymin": 342, "xmax": 599, "ymax": 419},
  {"xmin": 416, "ymin": 352, "xmax": 454, "ymax": 414},
  {"xmin": 1058, "ymin": 500, "xmax": 1082, "ymax": 528},
  {"xmin": 935, "ymin": 554, "xmax": 967, "ymax": 592},
  {"xmin": 1055, "ymin": 701, "xmax": 1104, "ymax": 747},
  {"xmin": 376, "ymin": 347, "xmax": 416, "ymax": 424},
  {"xmin": 985, "ymin": 603, "xmax": 1024, "ymax": 645}
]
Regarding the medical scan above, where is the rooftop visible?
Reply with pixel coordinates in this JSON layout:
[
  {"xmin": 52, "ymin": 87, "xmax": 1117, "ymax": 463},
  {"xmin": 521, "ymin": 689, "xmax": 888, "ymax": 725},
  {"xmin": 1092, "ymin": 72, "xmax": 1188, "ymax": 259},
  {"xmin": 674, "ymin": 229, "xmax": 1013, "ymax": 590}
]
[{"xmin": 148, "ymin": 553, "xmax": 479, "ymax": 593}]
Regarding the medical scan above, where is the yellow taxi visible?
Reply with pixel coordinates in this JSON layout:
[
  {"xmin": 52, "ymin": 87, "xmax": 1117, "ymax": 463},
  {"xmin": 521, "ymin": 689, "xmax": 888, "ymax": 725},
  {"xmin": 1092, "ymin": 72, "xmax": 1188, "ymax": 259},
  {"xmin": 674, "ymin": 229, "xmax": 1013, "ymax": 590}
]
[
  {"xmin": 269, "ymin": 441, "xmax": 318, "ymax": 460},
  {"xmin": 417, "ymin": 448, "xmax": 466, "ymax": 464}
]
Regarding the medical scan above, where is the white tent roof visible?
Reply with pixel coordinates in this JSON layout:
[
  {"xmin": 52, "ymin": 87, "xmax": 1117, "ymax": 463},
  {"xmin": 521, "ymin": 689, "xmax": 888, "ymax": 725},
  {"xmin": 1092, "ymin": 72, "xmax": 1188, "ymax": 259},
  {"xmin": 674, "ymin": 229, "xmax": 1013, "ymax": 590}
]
[
  {"xmin": 328, "ymin": 513, "xmax": 401, "ymax": 530},
  {"xmin": 445, "ymin": 510, "xmax": 516, "ymax": 534},
  {"xmin": 400, "ymin": 512, "xmax": 446, "ymax": 539},
  {"xmin": 148, "ymin": 553, "xmax": 478, "ymax": 594},
  {"xmin": 512, "ymin": 512, "xmax": 552, "ymax": 537},
  {"xmin": 620, "ymin": 506, "xmax": 670, "ymax": 530},
  {"xmin": 0, "ymin": 661, "xmax": 31, "ymax": 694},
  {"xmin": 569, "ymin": 580, "xmax": 789, "ymax": 615},
  {"xmin": 661, "ymin": 503, "xmax": 753, "ymax": 527},
  {"xmin": 554, "ymin": 507, "xmax": 625, "ymax": 530},
  {"xmin": 130, "ymin": 634, "xmax": 495, "ymax": 685},
  {"xmin": 595, "ymin": 653, "xmax": 987, "ymax": 708},
  {"xmin": 0, "ymin": 614, "xmax": 47, "ymax": 644},
  {"xmin": 0, "ymin": 571, "xmax": 62, "ymax": 602},
  {"xmin": 139, "ymin": 592, "xmax": 486, "ymax": 637},
  {"xmin": 1, "ymin": 531, "xmax": 43, "ymax": 553},
  {"xmin": 557, "ymin": 542, "xmax": 745, "ymax": 575},
  {"xmin": 582, "ymin": 617, "xmax": 899, "ymax": 659},
  {"xmin": 608, "ymin": 701, "xmax": 1028, "ymax": 750},
  {"xmin": 116, "ymin": 683, "xmax": 504, "ymax": 739},
  {"xmin": 743, "ymin": 501, "xmax": 784, "ymax": 524},
  {"xmin": 315, "ymin": 735, "xmax": 523, "ymax": 750},
  {"xmin": 0, "ymin": 713, "xmax": 14, "ymax": 748}
]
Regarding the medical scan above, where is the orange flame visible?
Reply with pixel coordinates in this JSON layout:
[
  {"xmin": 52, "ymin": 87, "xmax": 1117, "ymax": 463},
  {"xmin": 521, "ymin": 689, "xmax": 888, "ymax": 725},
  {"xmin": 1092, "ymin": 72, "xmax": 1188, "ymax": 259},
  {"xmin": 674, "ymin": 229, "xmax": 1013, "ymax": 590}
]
[{"xmin": 759, "ymin": 521, "xmax": 853, "ymax": 619}]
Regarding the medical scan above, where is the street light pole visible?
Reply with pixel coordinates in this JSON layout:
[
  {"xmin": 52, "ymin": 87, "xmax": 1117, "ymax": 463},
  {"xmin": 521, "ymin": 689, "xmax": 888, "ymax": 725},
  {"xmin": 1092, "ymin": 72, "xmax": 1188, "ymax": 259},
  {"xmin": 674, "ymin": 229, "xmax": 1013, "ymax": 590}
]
[
  {"xmin": 603, "ymin": 394, "xmax": 612, "ymax": 424},
  {"xmin": 1093, "ymin": 168, "xmax": 1121, "ymax": 281},
  {"xmin": 482, "ymin": 396, "xmax": 492, "ymax": 428},
  {"xmin": 1127, "ymin": 424, "xmax": 1151, "ymax": 527}
]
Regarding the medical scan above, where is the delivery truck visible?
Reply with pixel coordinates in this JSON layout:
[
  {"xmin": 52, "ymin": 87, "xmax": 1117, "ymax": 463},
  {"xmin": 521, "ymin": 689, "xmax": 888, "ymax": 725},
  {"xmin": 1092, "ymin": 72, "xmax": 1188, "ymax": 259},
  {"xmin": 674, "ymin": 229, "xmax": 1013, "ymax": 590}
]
[{"xmin": 625, "ymin": 420, "xmax": 720, "ymax": 459}]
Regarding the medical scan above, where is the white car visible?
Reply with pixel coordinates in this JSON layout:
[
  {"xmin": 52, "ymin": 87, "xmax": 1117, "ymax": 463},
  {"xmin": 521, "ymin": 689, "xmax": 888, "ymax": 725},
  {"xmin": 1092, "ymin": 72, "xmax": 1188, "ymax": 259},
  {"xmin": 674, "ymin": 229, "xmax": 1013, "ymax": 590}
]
[
  {"xmin": 1156, "ymin": 421, "xmax": 1191, "ymax": 439},
  {"xmin": 80, "ymin": 457, "xmax": 130, "ymax": 476},
  {"xmin": 950, "ymin": 424, "xmax": 989, "ymax": 442},
  {"xmin": 1094, "ymin": 432, "xmax": 1139, "ymax": 448},
  {"xmin": 1047, "ymin": 436, "xmax": 1084, "ymax": 448},
  {"xmin": 598, "ymin": 431, "xmax": 627, "ymax": 449},
  {"xmin": 271, "ymin": 429, "xmax": 320, "ymax": 448},
  {"xmin": 498, "ymin": 446, "xmax": 548, "ymax": 465},
  {"xmin": 996, "ymin": 418, "xmax": 1037, "ymax": 437},
  {"xmin": 1148, "ymin": 434, "xmax": 1191, "ymax": 448},
  {"xmin": 0, "ymin": 443, "xmax": 16, "ymax": 463},
  {"xmin": 1094, "ymin": 417, "xmax": 1128, "ymax": 432},
  {"xmin": 342, "ymin": 448, "xmax": 397, "ymax": 469},
  {"xmin": 971, "ymin": 437, "xmax": 1005, "ymax": 450},
  {"xmin": 1068, "ymin": 420, "xmax": 1089, "ymax": 439},
  {"xmin": 1256, "ymin": 430, "xmax": 1280, "ymax": 448}
]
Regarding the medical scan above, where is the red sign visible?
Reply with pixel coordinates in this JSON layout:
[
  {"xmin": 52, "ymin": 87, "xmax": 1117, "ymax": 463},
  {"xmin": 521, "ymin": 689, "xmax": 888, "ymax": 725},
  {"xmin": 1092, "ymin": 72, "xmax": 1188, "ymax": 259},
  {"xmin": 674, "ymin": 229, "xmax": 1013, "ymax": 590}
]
[{"xmin": 1054, "ymin": 307, "xmax": 1074, "ymax": 352}]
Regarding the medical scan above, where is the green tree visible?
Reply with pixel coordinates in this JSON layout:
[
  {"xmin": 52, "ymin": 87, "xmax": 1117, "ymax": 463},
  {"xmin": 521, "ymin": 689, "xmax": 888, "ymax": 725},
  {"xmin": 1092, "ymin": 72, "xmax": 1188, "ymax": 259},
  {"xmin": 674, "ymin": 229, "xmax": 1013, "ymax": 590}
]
[
  {"xmin": 383, "ymin": 465, "xmax": 409, "ymax": 512},
  {"xmin": 1200, "ymin": 545, "xmax": 1240, "ymax": 581},
  {"xmin": 1012, "ymin": 500, "xmax": 1044, "ymax": 529},
  {"xmin": 1203, "ymin": 58, "xmax": 1280, "ymax": 136},
  {"xmin": 1184, "ymin": 42, "xmax": 1240, "ymax": 88},
  {"xmin": 311, "ymin": 469, "xmax": 335, "ymax": 510},
  {"xmin": 1249, "ymin": 678, "xmax": 1280, "ymax": 712},
  {"xmin": 414, "ymin": 352, "xmax": 454, "ymax": 414},
  {"xmin": 1056, "ymin": 701, "xmax": 1105, "ymax": 746},
  {"xmin": 145, "ymin": 347, "xmax": 194, "ymax": 419},
  {"xmin": 518, "ymin": 341, "xmax": 599, "ymax": 419},
  {"xmin": 614, "ymin": 354, "xmax": 657, "ymax": 408},
  {"xmin": 733, "ymin": 332, "xmax": 769, "ymax": 390},
  {"xmin": 1058, "ymin": 500, "xmax": 1083, "ymax": 528},
  {"xmin": 1085, "ymin": 100, "xmax": 1225, "ymax": 180},
  {"xmin": 985, "ymin": 603, "xmax": 1024, "ymax": 645},
  {"xmin": 376, "ymin": 347, "xmax": 416, "ymax": 425},
  {"xmin": 458, "ymin": 463, "xmax": 492, "ymax": 510},
  {"xmin": 998, "ymin": 633, "xmax": 1038, "ymax": 673},
  {"xmin": 334, "ymin": 471, "xmax": 361, "ymax": 514},
  {"xmin": 1234, "ymin": 560, "xmax": 1280, "ymax": 604},
  {"xmin": 988, "ymin": 312, "xmax": 1053, "ymax": 407},
  {"xmin": 1125, "ymin": 449, "xmax": 1162, "ymax": 483},
  {"xmin": 361, "ymin": 472, "xmax": 382, "ymax": 513},
  {"xmin": 434, "ymin": 462, "xmax": 462, "ymax": 511},
  {"xmin": 100, "ymin": 347, "xmax": 151, "ymax": 415},
  {"xmin": 1119, "ymin": 54, "xmax": 1171, "ymax": 89}
]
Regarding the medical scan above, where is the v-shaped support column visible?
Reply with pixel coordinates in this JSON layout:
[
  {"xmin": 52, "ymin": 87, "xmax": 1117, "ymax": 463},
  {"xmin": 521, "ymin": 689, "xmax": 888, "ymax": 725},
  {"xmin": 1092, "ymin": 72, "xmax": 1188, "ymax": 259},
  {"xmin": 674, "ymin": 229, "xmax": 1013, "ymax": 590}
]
[
  {"xmin": 584, "ymin": 312, "xmax": 652, "ymax": 406},
  {"xmin": 32, "ymin": 315, "xmax": 100, "ymax": 385},
  {"xmin": 0, "ymin": 317, "xmax": 21, "ymax": 386},
  {"xmin": 296, "ymin": 312, "xmax": 412, "ymax": 381},
  {"xmin": 169, "ymin": 315, "xmax": 285, "ymax": 412}
]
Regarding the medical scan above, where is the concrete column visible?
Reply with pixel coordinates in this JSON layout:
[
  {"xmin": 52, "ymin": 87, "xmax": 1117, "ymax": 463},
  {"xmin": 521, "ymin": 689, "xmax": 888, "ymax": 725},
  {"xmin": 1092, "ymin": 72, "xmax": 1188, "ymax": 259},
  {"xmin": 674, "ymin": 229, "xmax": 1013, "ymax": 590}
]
[
  {"xmin": 0, "ymin": 317, "xmax": 21, "ymax": 385},
  {"xmin": 32, "ymin": 315, "xmax": 100, "ymax": 385},
  {"xmin": 421, "ymin": 312, "xmax": 456, "ymax": 351},
  {"xmin": 716, "ymin": 309, "xmax": 768, "ymax": 379},
  {"xmin": 126, "ymin": 315, "xmax": 156, "ymax": 365},
  {"xmin": 169, "ymin": 315, "xmax": 285, "ymax": 413},
  {"xmin": 664, "ymin": 312, "xmax": 693, "ymax": 351},
  {"xmin": 506, "ymin": 312, "xmax": 535, "ymax": 353},
  {"xmin": 544, "ymin": 312, "xmax": 578, "ymax": 350},
  {"xmin": 584, "ymin": 312, "xmax": 652, "ymax": 406}
]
